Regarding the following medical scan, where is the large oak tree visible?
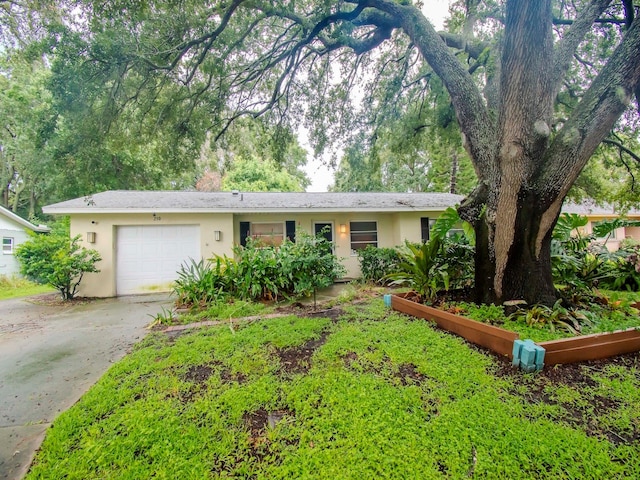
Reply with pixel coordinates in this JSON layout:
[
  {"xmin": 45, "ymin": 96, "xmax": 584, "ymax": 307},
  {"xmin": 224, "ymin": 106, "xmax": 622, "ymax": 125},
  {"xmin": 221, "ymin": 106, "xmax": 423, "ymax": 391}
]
[{"xmin": 51, "ymin": 0, "xmax": 640, "ymax": 305}]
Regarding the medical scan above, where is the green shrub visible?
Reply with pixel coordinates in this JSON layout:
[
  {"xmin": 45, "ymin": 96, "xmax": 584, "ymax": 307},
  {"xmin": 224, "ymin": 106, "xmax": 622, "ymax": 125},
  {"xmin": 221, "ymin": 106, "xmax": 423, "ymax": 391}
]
[
  {"xmin": 15, "ymin": 232, "xmax": 101, "ymax": 300},
  {"xmin": 357, "ymin": 245, "xmax": 402, "ymax": 284},
  {"xmin": 173, "ymin": 231, "xmax": 345, "ymax": 305},
  {"xmin": 598, "ymin": 245, "xmax": 640, "ymax": 291},
  {"xmin": 286, "ymin": 230, "xmax": 346, "ymax": 296},
  {"xmin": 551, "ymin": 215, "xmax": 640, "ymax": 293},
  {"xmin": 437, "ymin": 236, "xmax": 475, "ymax": 289},
  {"xmin": 384, "ymin": 208, "xmax": 475, "ymax": 301}
]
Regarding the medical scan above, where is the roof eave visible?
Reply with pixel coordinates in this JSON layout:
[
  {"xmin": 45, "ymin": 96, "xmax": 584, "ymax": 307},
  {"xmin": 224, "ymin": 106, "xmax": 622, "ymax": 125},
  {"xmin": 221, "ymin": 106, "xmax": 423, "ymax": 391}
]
[{"xmin": 42, "ymin": 206, "xmax": 453, "ymax": 215}]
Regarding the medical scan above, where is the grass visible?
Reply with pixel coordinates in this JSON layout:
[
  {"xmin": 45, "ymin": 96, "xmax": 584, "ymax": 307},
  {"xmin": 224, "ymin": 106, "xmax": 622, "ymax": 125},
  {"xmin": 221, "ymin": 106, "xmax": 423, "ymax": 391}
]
[
  {"xmin": 0, "ymin": 275, "xmax": 54, "ymax": 300},
  {"xmin": 26, "ymin": 299, "xmax": 640, "ymax": 479}
]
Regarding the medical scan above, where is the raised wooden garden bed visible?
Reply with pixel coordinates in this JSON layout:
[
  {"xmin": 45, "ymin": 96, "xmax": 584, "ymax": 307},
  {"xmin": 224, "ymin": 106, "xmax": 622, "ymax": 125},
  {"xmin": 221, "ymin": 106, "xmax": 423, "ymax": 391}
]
[
  {"xmin": 390, "ymin": 293, "xmax": 640, "ymax": 368},
  {"xmin": 391, "ymin": 294, "xmax": 519, "ymax": 359}
]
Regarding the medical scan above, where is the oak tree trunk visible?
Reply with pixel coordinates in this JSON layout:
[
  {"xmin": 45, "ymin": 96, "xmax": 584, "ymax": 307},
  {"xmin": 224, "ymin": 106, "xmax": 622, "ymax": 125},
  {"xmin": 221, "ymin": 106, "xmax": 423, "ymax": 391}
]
[
  {"xmin": 472, "ymin": 191, "xmax": 559, "ymax": 306},
  {"xmin": 393, "ymin": 0, "xmax": 640, "ymax": 306}
]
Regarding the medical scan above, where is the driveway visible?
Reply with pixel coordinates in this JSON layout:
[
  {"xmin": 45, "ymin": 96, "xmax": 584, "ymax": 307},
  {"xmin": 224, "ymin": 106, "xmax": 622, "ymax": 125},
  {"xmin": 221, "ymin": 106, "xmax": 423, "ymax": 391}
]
[{"xmin": 0, "ymin": 293, "xmax": 171, "ymax": 480}]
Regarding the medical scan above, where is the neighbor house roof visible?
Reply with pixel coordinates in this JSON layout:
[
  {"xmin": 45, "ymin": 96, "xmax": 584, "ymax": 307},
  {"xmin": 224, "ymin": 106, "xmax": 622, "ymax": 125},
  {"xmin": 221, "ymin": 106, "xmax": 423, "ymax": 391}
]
[
  {"xmin": 562, "ymin": 202, "xmax": 640, "ymax": 217},
  {"xmin": 0, "ymin": 205, "xmax": 50, "ymax": 232},
  {"xmin": 43, "ymin": 191, "xmax": 466, "ymax": 214}
]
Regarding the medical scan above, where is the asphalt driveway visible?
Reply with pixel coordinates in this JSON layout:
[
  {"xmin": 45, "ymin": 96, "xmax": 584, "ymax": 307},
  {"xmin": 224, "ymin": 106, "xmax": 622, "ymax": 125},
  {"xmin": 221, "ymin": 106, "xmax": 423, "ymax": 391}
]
[{"xmin": 0, "ymin": 293, "xmax": 171, "ymax": 480}]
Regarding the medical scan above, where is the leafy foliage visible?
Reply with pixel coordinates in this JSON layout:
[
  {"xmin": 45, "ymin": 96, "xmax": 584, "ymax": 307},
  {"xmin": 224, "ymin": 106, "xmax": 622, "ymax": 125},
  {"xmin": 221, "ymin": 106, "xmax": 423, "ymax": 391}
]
[
  {"xmin": 356, "ymin": 246, "xmax": 402, "ymax": 285},
  {"xmin": 508, "ymin": 300, "xmax": 593, "ymax": 335},
  {"xmin": 385, "ymin": 206, "xmax": 475, "ymax": 301},
  {"xmin": 173, "ymin": 257, "xmax": 230, "ymax": 308},
  {"xmin": 174, "ymin": 231, "xmax": 345, "ymax": 306},
  {"xmin": 221, "ymin": 155, "xmax": 307, "ymax": 192},
  {"xmin": 552, "ymin": 214, "xmax": 640, "ymax": 293},
  {"xmin": 15, "ymin": 231, "xmax": 101, "ymax": 300},
  {"xmin": 386, "ymin": 237, "xmax": 445, "ymax": 303}
]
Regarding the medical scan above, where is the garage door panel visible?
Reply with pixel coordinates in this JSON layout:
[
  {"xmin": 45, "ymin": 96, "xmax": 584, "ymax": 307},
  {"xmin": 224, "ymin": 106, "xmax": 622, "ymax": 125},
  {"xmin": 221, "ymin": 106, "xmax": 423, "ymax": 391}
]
[{"xmin": 116, "ymin": 225, "xmax": 200, "ymax": 295}]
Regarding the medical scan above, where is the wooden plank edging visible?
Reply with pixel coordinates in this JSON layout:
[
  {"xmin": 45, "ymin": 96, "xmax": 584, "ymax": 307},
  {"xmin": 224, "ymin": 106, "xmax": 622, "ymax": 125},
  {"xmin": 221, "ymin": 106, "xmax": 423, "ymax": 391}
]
[
  {"xmin": 539, "ymin": 327, "xmax": 640, "ymax": 365},
  {"xmin": 391, "ymin": 294, "xmax": 640, "ymax": 366},
  {"xmin": 391, "ymin": 294, "xmax": 519, "ymax": 359}
]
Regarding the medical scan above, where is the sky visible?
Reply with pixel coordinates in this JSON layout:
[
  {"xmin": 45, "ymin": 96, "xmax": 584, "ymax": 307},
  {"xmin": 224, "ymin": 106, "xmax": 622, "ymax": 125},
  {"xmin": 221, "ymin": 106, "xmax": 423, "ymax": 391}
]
[{"xmin": 303, "ymin": 0, "xmax": 454, "ymax": 192}]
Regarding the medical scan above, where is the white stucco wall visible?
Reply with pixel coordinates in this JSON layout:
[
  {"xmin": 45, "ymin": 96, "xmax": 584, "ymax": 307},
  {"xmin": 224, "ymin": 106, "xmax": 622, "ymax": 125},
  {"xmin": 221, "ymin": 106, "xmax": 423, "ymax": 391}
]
[{"xmin": 70, "ymin": 212, "xmax": 235, "ymax": 297}]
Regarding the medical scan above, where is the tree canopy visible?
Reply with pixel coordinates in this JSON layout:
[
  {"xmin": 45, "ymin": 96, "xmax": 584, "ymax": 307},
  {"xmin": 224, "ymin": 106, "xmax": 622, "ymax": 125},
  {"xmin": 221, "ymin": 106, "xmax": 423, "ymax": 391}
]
[{"xmin": 4, "ymin": 0, "xmax": 640, "ymax": 305}]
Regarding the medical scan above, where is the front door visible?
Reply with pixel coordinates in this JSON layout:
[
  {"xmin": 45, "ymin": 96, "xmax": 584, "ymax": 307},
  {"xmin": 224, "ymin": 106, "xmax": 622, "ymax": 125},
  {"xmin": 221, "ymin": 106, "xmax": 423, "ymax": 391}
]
[{"xmin": 314, "ymin": 222, "xmax": 334, "ymax": 243}]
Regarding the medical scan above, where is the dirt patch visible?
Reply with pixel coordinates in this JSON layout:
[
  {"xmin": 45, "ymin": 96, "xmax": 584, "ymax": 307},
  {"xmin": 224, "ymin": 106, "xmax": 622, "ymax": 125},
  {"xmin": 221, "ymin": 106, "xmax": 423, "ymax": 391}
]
[
  {"xmin": 275, "ymin": 331, "xmax": 330, "ymax": 375},
  {"xmin": 396, "ymin": 363, "xmax": 428, "ymax": 386},
  {"xmin": 180, "ymin": 362, "xmax": 247, "ymax": 403},
  {"xmin": 342, "ymin": 352, "xmax": 428, "ymax": 388},
  {"xmin": 26, "ymin": 293, "xmax": 100, "ymax": 306},
  {"xmin": 183, "ymin": 364, "xmax": 216, "ymax": 383},
  {"xmin": 242, "ymin": 408, "xmax": 296, "ymax": 460},
  {"xmin": 275, "ymin": 303, "xmax": 345, "ymax": 321}
]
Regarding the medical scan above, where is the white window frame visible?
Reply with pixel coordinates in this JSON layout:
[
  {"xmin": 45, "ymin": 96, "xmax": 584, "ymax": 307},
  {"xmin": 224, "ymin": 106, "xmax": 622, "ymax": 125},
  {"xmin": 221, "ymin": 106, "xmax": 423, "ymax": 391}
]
[
  {"xmin": 2, "ymin": 237, "xmax": 14, "ymax": 254},
  {"xmin": 250, "ymin": 222, "xmax": 285, "ymax": 246},
  {"xmin": 350, "ymin": 221, "xmax": 378, "ymax": 255}
]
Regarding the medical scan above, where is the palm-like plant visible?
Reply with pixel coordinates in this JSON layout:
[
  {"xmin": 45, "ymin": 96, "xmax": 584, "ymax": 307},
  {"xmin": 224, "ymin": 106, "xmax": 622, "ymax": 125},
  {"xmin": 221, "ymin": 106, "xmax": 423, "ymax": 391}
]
[{"xmin": 386, "ymin": 237, "xmax": 444, "ymax": 304}]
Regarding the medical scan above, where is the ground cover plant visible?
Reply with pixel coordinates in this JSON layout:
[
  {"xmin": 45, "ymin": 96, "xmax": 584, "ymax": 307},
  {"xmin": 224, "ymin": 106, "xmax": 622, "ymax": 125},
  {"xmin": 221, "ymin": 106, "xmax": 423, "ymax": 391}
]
[{"xmin": 27, "ymin": 299, "xmax": 640, "ymax": 479}]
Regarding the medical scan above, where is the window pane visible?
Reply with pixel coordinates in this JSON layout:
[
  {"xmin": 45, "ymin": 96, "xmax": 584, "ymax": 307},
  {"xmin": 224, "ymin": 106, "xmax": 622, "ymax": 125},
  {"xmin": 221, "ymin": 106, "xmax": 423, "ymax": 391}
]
[
  {"xmin": 251, "ymin": 223, "xmax": 284, "ymax": 246},
  {"xmin": 351, "ymin": 221, "xmax": 377, "ymax": 232},
  {"xmin": 350, "ymin": 221, "xmax": 377, "ymax": 252},
  {"xmin": 2, "ymin": 237, "xmax": 14, "ymax": 254}
]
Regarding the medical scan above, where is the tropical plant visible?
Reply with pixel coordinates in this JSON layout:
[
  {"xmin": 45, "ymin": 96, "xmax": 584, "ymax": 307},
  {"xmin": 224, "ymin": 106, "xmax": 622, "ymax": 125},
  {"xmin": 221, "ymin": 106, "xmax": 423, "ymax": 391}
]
[
  {"xmin": 552, "ymin": 215, "xmax": 640, "ymax": 293},
  {"xmin": 173, "ymin": 232, "xmax": 344, "ymax": 305},
  {"xmin": 508, "ymin": 300, "xmax": 593, "ymax": 335},
  {"xmin": 386, "ymin": 237, "xmax": 445, "ymax": 304},
  {"xmin": 173, "ymin": 257, "xmax": 230, "ymax": 308},
  {"xmin": 598, "ymin": 245, "xmax": 640, "ymax": 292},
  {"xmin": 437, "ymin": 236, "xmax": 475, "ymax": 290},
  {"xmin": 430, "ymin": 207, "xmax": 476, "ymax": 246},
  {"xmin": 15, "ymin": 232, "xmax": 101, "ymax": 300}
]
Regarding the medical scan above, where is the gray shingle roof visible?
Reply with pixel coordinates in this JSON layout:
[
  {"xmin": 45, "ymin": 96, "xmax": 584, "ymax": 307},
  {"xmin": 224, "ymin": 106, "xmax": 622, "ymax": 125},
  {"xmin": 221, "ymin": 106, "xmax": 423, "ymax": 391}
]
[
  {"xmin": 562, "ymin": 202, "xmax": 640, "ymax": 216},
  {"xmin": 43, "ymin": 190, "xmax": 466, "ymax": 214},
  {"xmin": 0, "ymin": 205, "xmax": 50, "ymax": 232}
]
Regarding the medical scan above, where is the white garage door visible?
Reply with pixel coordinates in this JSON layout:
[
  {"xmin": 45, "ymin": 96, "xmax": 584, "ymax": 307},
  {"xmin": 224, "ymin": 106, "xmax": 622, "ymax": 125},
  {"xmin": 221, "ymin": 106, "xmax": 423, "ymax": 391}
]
[{"xmin": 116, "ymin": 225, "xmax": 200, "ymax": 295}]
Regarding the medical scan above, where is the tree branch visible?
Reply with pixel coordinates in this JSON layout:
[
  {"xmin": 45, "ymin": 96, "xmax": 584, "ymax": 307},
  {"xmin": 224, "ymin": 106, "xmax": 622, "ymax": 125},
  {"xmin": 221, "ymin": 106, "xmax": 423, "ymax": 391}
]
[
  {"xmin": 365, "ymin": 0, "xmax": 494, "ymax": 182},
  {"xmin": 541, "ymin": 16, "xmax": 640, "ymax": 198},
  {"xmin": 552, "ymin": 0, "xmax": 613, "ymax": 99},
  {"xmin": 602, "ymin": 138, "xmax": 640, "ymax": 164}
]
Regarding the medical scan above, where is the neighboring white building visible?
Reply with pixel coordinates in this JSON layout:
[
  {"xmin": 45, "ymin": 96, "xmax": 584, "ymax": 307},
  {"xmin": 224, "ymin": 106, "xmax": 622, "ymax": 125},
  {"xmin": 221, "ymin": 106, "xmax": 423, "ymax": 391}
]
[
  {"xmin": 0, "ymin": 205, "xmax": 50, "ymax": 277},
  {"xmin": 43, "ymin": 191, "xmax": 464, "ymax": 297}
]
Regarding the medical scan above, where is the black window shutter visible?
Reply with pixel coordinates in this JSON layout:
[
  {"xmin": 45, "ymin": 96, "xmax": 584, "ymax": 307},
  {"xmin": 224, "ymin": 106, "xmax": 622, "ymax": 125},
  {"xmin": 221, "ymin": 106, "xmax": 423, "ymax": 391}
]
[
  {"xmin": 420, "ymin": 217, "xmax": 430, "ymax": 242},
  {"xmin": 286, "ymin": 220, "xmax": 296, "ymax": 242},
  {"xmin": 240, "ymin": 222, "xmax": 250, "ymax": 246}
]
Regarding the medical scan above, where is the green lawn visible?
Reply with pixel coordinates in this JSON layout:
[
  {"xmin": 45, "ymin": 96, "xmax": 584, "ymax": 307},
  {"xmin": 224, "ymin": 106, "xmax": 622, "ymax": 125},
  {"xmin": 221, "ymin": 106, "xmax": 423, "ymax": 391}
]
[
  {"xmin": 0, "ymin": 276, "xmax": 54, "ymax": 300},
  {"xmin": 27, "ymin": 300, "xmax": 640, "ymax": 479}
]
